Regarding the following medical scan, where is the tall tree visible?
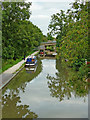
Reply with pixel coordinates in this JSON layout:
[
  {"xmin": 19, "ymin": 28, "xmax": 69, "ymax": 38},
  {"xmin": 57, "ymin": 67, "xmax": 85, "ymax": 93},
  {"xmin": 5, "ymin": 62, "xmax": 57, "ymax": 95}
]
[
  {"xmin": 2, "ymin": 2, "xmax": 47, "ymax": 60},
  {"xmin": 48, "ymin": 0, "xmax": 88, "ymax": 81}
]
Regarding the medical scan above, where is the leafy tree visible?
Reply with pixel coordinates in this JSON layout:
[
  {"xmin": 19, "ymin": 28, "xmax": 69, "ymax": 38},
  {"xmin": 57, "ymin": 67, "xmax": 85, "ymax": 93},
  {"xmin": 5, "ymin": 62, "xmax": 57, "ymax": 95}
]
[
  {"xmin": 48, "ymin": 10, "xmax": 70, "ymax": 46},
  {"xmin": 48, "ymin": 0, "xmax": 88, "ymax": 68},
  {"xmin": 2, "ymin": 2, "xmax": 31, "ymax": 59},
  {"xmin": 59, "ymin": 1, "xmax": 88, "ymax": 70},
  {"xmin": 48, "ymin": 0, "xmax": 88, "ymax": 83},
  {"xmin": 47, "ymin": 33, "xmax": 54, "ymax": 41},
  {"xmin": 2, "ymin": 2, "xmax": 47, "ymax": 61}
]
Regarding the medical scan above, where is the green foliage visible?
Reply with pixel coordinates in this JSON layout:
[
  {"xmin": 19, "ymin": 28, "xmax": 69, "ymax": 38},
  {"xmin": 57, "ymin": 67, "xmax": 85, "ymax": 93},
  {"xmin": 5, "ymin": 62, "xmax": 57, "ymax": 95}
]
[
  {"xmin": 2, "ymin": 58, "xmax": 22, "ymax": 72},
  {"xmin": 46, "ymin": 46, "xmax": 54, "ymax": 51},
  {"xmin": 2, "ymin": 2, "xmax": 46, "ymax": 67},
  {"xmin": 2, "ymin": 50, "xmax": 35, "ymax": 72},
  {"xmin": 47, "ymin": 33, "xmax": 54, "ymax": 41},
  {"xmin": 48, "ymin": 1, "xmax": 88, "ymax": 71},
  {"xmin": 48, "ymin": 1, "xmax": 88, "ymax": 84},
  {"xmin": 59, "ymin": 4, "xmax": 88, "ymax": 70}
]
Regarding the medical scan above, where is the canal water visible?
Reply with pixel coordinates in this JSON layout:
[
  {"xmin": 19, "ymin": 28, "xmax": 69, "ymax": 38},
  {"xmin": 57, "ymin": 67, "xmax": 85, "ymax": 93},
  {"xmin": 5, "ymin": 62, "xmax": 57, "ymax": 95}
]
[{"xmin": 2, "ymin": 59, "xmax": 88, "ymax": 118}]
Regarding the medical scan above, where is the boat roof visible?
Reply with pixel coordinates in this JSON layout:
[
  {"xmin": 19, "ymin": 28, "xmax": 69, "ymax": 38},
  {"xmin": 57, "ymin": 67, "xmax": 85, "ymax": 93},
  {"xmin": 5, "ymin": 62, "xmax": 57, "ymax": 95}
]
[{"xmin": 28, "ymin": 55, "xmax": 36, "ymax": 59}]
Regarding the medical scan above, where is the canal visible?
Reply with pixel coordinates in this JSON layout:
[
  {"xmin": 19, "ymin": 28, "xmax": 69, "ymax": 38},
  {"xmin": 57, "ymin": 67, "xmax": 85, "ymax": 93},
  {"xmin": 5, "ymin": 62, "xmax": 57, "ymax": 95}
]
[{"xmin": 2, "ymin": 58, "xmax": 88, "ymax": 118}]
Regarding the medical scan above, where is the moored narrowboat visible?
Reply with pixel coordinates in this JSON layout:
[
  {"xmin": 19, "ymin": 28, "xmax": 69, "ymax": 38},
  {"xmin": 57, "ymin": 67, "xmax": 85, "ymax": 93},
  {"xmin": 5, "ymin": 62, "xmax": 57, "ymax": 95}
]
[{"xmin": 25, "ymin": 56, "xmax": 37, "ymax": 67}]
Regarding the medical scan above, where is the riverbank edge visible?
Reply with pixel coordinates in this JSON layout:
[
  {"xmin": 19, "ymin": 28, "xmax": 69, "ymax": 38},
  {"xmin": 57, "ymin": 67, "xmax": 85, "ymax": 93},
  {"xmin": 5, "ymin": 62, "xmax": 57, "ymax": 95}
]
[{"xmin": 0, "ymin": 51, "xmax": 39, "ymax": 90}]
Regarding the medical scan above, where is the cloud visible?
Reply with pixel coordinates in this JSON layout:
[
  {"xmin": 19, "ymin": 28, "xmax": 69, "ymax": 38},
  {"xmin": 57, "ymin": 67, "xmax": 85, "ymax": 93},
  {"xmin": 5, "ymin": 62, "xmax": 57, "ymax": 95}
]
[
  {"xmin": 26, "ymin": 0, "xmax": 74, "ymax": 3},
  {"xmin": 29, "ymin": 1, "xmax": 74, "ymax": 35},
  {"xmin": 30, "ymin": 2, "xmax": 43, "ymax": 11},
  {"xmin": 48, "ymin": 8, "xmax": 60, "ymax": 14},
  {"xmin": 31, "ymin": 15, "xmax": 49, "ymax": 19}
]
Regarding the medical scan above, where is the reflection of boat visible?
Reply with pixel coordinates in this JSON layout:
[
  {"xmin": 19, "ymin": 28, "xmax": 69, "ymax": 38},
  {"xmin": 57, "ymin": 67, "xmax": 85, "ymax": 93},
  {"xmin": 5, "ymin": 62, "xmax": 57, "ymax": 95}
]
[
  {"xmin": 25, "ymin": 65, "xmax": 37, "ymax": 73},
  {"xmin": 52, "ymin": 52, "xmax": 57, "ymax": 56},
  {"xmin": 39, "ymin": 49, "xmax": 44, "ymax": 56},
  {"xmin": 25, "ymin": 56, "xmax": 37, "ymax": 66}
]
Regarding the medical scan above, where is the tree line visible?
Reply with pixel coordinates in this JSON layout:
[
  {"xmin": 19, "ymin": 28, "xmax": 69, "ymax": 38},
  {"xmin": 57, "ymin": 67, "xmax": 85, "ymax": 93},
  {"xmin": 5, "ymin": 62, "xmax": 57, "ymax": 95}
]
[
  {"xmin": 2, "ymin": 2, "xmax": 47, "ymax": 60},
  {"xmin": 48, "ymin": 0, "xmax": 89, "ymax": 81}
]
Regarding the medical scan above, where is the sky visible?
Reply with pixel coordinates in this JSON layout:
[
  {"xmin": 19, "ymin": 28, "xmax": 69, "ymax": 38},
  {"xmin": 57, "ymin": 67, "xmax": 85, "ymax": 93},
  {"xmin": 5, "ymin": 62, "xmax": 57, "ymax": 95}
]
[{"xmin": 27, "ymin": 0, "xmax": 75, "ymax": 36}]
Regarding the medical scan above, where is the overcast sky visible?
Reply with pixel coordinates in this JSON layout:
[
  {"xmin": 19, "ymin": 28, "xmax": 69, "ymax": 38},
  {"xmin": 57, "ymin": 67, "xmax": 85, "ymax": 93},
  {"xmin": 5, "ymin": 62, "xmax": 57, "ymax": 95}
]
[{"xmin": 28, "ymin": 0, "xmax": 75, "ymax": 36}]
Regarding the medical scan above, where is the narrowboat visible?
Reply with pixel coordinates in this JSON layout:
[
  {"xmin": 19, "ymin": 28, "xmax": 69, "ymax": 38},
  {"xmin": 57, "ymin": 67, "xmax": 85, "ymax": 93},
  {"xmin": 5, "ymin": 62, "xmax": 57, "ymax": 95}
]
[
  {"xmin": 39, "ymin": 49, "xmax": 44, "ymax": 55},
  {"xmin": 25, "ymin": 56, "xmax": 37, "ymax": 67}
]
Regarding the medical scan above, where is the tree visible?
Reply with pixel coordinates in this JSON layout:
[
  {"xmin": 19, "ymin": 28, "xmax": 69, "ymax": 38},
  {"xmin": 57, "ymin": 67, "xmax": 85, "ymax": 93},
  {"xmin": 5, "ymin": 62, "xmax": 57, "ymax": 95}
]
[
  {"xmin": 48, "ymin": 10, "xmax": 70, "ymax": 46},
  {"xmin": 2, "ymin": 2, "xmax": 31, "ymax": 59},
  {"xmin": 48, "ymin": 0, "xmax": 88, "ymax": 83},
  {"xmin": 47, "ymin": 33, "xmax": 54, "ymax": 41},
  {"xmin": 2, "ymin": 2, "xmax": 47, "ymax": 60},
  {"xmin": 59, "ymin": 1, "xmax": 88, "ymax": 70}
]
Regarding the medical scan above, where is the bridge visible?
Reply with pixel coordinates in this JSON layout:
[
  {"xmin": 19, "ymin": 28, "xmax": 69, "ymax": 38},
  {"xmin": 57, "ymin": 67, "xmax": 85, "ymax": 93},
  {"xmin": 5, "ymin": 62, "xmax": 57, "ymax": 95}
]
[{"xmin": 39, "ymin": 40, "xmax": 57, "ymax": 57}]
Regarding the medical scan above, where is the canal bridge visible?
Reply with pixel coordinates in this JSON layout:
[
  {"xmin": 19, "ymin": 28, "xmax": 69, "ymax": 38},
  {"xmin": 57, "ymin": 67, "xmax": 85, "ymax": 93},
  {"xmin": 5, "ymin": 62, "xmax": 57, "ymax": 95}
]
[{"xmin": 39, "ymin": 40, "xmax": 57, "ymax": 57}]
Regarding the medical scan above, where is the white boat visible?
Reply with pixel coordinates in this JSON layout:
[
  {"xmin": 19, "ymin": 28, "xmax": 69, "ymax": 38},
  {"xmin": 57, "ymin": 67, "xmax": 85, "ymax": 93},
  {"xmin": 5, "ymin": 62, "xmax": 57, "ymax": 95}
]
[
  {"xmin": 25, "ymin": 56, "xmax": 37, "ymax": 66},
  {"xmin": 52, "ymin": 52, "xmax": 57, "ymax": 56}
]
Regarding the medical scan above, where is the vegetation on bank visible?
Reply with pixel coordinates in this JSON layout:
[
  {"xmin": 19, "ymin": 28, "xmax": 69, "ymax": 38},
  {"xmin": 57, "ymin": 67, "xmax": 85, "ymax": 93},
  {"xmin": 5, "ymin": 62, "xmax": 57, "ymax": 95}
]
[
  {"xmin": 48, "ymin": 0, "xmax": 89, "ymax": 81},
  {"xmin": 2, "ymin": 2, "xmax": 47, "ymax": 72},
  {"xmin": 2, "ymin": 50, "xmax": 35, "ymax": 72}
]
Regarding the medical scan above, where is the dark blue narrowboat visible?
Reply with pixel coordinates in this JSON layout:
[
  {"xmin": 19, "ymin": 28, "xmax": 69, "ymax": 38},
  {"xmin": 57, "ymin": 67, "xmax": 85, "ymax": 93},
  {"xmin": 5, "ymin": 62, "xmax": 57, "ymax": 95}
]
[{"xmin": 25, "ymin": 56, "xmax": 37, "ymax": 67}]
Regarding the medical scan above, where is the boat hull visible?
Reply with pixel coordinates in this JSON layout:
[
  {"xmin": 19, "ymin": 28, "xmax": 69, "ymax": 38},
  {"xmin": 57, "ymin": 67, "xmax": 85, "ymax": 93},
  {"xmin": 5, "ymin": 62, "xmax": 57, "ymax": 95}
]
[{"xmin": 25, "ymin": 60, "xmax": 37, "ymax": 67}]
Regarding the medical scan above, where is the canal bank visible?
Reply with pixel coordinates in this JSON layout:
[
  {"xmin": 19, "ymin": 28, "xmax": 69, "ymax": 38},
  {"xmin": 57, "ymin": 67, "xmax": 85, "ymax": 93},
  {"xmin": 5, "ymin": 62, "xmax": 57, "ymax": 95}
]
[
  {"xmin": 0, "ymin": 51, "xmax": 39, "ymax": 90},
  {"xmin": 2, "ymin": 59, "xmax": 88, "ymax": 118}
]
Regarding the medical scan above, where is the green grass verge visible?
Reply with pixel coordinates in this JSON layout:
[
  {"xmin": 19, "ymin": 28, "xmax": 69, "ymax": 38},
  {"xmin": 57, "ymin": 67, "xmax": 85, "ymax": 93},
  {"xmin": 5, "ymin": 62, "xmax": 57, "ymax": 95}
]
[{"xmin": 1, "ymin": 50, "xmax": 37, "ymax": 73}]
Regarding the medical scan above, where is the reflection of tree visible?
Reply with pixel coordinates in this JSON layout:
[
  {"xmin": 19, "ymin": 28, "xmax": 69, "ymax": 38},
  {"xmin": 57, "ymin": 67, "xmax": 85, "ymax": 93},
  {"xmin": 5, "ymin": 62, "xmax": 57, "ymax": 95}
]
[
  {"xmin": 47, "ymin": 59, "xmax": 88, "ymax": 102},
  {"xmin": 2, "ymin": 89, "xmax": 38, "ymax": 118},
  {"xmin": 2, "ymin": 58, "xmax": 42, "ymax": 118}
]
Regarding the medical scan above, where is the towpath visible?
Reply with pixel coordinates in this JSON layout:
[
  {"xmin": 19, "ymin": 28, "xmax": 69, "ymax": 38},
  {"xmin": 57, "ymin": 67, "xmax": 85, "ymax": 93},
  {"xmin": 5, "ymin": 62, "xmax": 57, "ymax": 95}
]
[{"xmin": 0, "ymin": 51, "xmax": 39, "ymax": 89}]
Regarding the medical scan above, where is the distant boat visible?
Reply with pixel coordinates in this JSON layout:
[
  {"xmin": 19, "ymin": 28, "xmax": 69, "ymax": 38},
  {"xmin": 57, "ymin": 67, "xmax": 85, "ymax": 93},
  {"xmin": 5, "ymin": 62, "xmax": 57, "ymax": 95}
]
[
  {"xmin": 52, "ymin": 52, "xmax": 57, "ymax": 56},
  {"xmin": 25, "ymin": 56, "xmax": 37, "ymax": 67}
]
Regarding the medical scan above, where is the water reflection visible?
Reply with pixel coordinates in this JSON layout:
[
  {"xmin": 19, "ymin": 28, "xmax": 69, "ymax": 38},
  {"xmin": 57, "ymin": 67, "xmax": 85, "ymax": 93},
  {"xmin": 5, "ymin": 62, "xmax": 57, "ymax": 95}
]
[
  {"xmin": 3, "ymin": 58, "xmax": 42, "ymax": 93},
  {"xmin": 2, "ymin": 59, "xmax": 88, "ymax": 118},
  {"xmin": 47, "ymin": 59, "xmax": 88, "ymax": 102},
  {"xmin": 2, "ymin": 89, "xmax": 38, "ymax": 118},
  {"xmin": 2, "ymin": 58, "xmax": 42, "ymax": 118},
  {"xmin": 25, "ymin": 65, "xmax": 37, "ymax": 73}
]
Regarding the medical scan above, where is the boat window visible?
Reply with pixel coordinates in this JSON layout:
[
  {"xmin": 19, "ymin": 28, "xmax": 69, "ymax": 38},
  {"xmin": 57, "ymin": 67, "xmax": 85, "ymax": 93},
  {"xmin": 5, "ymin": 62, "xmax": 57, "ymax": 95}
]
[
  {"xmin": 40, "ymin": 50, "xmax": 43, "ymax": 52},
  {"xmin": 32, "ymin": 59, "xmax": 34, "ymax": 62}
]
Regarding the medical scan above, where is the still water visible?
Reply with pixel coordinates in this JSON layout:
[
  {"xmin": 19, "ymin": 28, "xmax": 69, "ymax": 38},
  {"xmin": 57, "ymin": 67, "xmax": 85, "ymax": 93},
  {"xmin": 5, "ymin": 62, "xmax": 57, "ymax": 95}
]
[{"xmin": 2, "ymin": 59, "xmax": 88, "ymax": 118}]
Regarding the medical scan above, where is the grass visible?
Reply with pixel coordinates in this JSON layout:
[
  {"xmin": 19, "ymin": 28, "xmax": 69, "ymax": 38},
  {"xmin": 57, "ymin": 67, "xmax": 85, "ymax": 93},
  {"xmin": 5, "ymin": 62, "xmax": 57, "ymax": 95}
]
[
  {"xmin": 1, "ymin": 50, "xmax": 37, "ymax": 73},
  {"xmin": 2, "ymin": 58, "xmax": 23, "ymax": 72},
  {"xmin": 13, "ymin": 62, "xmax": 25, "ymax": 74},
  {"xmin": 0, "ymin": 69, "xmax": 2, "ymax": 74}
]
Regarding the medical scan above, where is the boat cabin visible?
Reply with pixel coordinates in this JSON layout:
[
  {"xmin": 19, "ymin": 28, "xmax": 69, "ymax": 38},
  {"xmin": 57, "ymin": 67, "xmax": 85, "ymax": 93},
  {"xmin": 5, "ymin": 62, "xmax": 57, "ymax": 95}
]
[
  {"xmin": 25, "ymin": 56, "xmax": 37, "ymax": 66},
  {"xmin": 40, "ymin": 49, "xmax": 44, "ymax": 55}
]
